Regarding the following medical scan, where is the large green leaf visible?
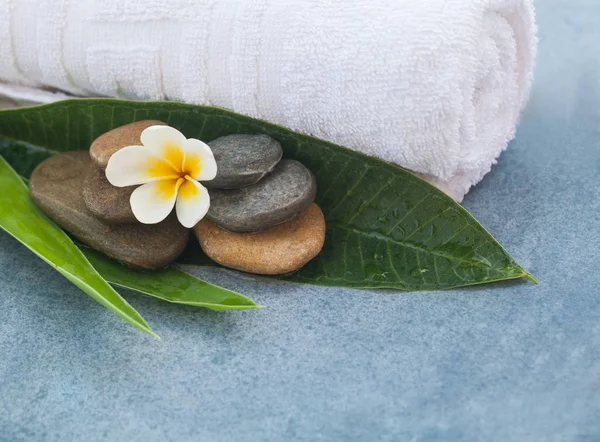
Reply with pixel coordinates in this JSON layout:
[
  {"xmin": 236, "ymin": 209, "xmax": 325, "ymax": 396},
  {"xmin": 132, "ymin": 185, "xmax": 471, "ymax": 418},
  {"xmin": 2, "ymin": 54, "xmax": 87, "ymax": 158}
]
[
  {"xmin": 82, "ymin": 248, "xmax": 263, "ymax": 311},
  {"xmin": 0, "ymin": 154, "xmax": 158, "ymax": 337},
  {"xmin": 0, "ymin": 98, "xmax": 535, "ymax": 290}
]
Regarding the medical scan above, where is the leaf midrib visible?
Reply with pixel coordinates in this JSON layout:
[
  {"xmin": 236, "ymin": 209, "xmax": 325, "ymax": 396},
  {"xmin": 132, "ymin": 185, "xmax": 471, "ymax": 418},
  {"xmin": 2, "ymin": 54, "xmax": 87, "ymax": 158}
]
[{"xmin": 328, "ymin": 221, "xmax": 496, "ymax": 270}]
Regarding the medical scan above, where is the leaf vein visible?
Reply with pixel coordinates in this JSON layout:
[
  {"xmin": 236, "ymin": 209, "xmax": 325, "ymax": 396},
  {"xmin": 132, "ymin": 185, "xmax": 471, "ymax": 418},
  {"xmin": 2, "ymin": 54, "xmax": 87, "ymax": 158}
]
[
  {"xmin": 330, "ymin": 222, "xmax": 495, "ymax": 269},
  {"xmin": 326, "ymin": 166, "xmax": 372, "ymax": 221},
  {"xmin": 385, "ymin": 193, "xmax": 430, "ymax": 235}
]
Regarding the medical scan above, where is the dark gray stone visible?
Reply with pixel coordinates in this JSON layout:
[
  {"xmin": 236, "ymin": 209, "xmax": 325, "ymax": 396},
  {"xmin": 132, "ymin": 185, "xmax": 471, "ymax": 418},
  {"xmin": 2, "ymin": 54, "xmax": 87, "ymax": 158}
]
[
  {"xmin": 30, "ymin": 152, "xmax": 189, "ymax": 270},
  {"xmin": 206, "ymin": 159, "xmax": 317, "ymax": 232},
  {"xmin": 82, "ymin": 164, "xmax": 137, "ymax": 224},
  {"xmin": 206, "ymin": 134, "xmax": 283, "ymax": 189}
]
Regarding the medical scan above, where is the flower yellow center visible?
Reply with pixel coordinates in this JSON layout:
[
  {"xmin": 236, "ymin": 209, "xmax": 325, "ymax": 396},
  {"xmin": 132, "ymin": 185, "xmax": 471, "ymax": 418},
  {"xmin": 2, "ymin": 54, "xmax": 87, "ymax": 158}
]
[{"xmin": 147, "ymin": 142, "xmax": 203, "ymax": 201}]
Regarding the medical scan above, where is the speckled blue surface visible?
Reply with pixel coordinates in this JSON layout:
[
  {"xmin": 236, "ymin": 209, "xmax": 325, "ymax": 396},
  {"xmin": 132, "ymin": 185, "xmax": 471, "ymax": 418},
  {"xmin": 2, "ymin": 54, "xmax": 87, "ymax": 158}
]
[{"xmin": 1, "ymin": 2, "xmax": 600, "ymax": 441}]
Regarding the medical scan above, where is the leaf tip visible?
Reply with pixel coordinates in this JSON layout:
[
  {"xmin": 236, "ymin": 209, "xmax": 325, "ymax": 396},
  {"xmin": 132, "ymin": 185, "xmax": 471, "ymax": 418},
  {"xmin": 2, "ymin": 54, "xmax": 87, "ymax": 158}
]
[
  {"xmin": 223, "ymin": 303, "xmax": 266, "ymax": 311},
  {"xmin": 523, "ymin": 272, "xmax": 539, "ymax": 284},
  {"xmin": 143, "ymin": 327, "xmax": 161, "ymax": 340}
]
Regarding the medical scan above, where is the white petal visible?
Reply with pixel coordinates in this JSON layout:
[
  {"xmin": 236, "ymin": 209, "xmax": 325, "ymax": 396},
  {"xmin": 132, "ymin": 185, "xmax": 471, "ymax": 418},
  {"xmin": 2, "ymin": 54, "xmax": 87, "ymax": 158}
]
[
  {"xmin": 130, "ymin": 179, "xmax": 181, "ymax": 224},
  {"xmin": 106, "ymin": 145, "xmax": 179, "ymax": 187},
  {"xmin": 182, "ymin": 138, "xmax": 218, "ymax": 181},
  {"xmin": 140, "ymin": 125, "xmax": 187, "ymax": 153},
  {"xmin": 176, "ymin": 179, "xmax": 210, "ymax": 228}
]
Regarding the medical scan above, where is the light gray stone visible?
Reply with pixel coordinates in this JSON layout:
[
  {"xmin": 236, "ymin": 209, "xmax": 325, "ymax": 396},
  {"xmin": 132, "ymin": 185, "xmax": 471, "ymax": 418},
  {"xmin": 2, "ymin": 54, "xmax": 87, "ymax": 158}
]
[
  {"xmin": 206, "ymin": 159, "xmax": 317, "ymax": 232},
  {"xmin": 30, "ymin": 152, "xmax": 189, "ymax": 270},
  {"xmin": 206, "ymin": 134, "xmax": 283, "ymax": 189}
]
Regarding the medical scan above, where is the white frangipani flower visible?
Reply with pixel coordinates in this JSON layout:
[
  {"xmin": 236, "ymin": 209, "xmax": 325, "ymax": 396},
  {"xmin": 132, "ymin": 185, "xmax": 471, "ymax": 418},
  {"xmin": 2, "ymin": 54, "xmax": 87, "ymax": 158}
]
[{"xmin": 105, "ymin": 125, "xmax": 217, "ymax": 228}]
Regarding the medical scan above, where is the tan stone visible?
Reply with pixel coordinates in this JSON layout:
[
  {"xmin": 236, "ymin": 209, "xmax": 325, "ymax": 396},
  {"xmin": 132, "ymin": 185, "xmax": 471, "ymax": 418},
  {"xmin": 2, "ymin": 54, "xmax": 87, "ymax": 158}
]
[
  {"xmin": 194, "ymin": 203, "xmax": 326, "ymax": 275},
  {"xmin": 89, "ymin": 120, "xmax": 166, "ymax": 168}
]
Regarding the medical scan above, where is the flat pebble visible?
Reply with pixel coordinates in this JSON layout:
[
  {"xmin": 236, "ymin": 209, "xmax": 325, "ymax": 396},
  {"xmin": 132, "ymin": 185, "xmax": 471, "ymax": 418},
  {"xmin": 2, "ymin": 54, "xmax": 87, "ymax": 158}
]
[
  {"xmin": 195, "ymin": 203, "xmax": 326, "ymax": 275},
  {"xmin": 82, "ymin": 164, "xmax": 137, "ymax": 224},
  {"xmin": 206, "ymin": 134, "xmax": 283, "ymax": 189},
  {"xmin": 89, "ymin": 120, "xmax": 165, "ymax": 168},
  {"xmin": 30, "ymin": 152, "xmax": 189, "ymax": 270},
  {"xmin": 206, "ymin": 159, "xmax": 317, "ymax": 232}
]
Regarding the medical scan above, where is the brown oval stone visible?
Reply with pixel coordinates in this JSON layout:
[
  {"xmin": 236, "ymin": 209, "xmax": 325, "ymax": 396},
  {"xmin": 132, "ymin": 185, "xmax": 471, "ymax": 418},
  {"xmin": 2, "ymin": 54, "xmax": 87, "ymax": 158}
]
[
  {"xmin": 30, "ymin": 152, "xmax": 189, "ymax": 270},
  {"xmin": 194, "ymin": 203, "xmax": 325, "ymax": 275},
  {"xmin": 82, "ymin": 164, "xmax": 137, "ymax": 224},
  {"xmin": 89, "ymin": 120, "xmax": 165, "ymax": 168}
]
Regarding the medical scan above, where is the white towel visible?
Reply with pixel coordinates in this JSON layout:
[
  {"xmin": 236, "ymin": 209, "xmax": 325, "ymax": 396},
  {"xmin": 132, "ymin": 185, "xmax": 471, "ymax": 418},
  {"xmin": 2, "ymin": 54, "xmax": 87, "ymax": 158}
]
[{"xmin": 0, "ymin": 0, "xmax": 536, "ymax": 201}]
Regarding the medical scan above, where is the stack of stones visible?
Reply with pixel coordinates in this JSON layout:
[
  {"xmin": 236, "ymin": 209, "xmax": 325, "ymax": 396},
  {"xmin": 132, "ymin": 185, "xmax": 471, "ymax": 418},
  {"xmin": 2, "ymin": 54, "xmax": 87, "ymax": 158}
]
[
  {"xmin": 29, "ymin": 120, "xmax": 326, "ymax": 275},
  {"xmin": 197, "ymin": 132, "xmax": 325, "ymax": 275}
]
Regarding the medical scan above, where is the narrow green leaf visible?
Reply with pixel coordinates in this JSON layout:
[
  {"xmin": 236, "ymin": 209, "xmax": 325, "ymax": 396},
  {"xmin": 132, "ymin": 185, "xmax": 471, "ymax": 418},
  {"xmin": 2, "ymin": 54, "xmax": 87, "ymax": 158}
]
[
  {"xmin": 82, "ymin": 248, "xmax": 263, "ymax": 311},
  {"xmin": 0, "ymin": 155, "xmax": 158, "ymax": 338},
  {"xmin": 0, "ymin": 98, "xmax": 535, "ymax": 290}
]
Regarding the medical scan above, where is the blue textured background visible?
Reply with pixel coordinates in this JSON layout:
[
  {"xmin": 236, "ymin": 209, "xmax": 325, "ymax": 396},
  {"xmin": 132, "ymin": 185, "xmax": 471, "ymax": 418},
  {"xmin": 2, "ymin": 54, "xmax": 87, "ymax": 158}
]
[{"xmin": 1, "ymin": 2, "xmax": 599, "ymax": 441}]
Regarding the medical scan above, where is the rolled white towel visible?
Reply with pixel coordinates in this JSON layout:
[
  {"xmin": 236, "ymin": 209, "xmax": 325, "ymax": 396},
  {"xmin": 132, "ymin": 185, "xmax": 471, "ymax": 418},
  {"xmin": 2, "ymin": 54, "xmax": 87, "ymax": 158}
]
[{"xmin": 0, "ymin": 0, "xmax": 536, "ymax": 201}]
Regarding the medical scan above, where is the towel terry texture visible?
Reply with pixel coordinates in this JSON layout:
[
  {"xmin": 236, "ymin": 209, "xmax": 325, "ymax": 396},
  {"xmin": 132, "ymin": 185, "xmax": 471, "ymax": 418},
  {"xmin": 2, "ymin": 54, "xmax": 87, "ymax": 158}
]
[{"xmin": 0, "ymin": 0, "xmax": 536, "ymax": 201}]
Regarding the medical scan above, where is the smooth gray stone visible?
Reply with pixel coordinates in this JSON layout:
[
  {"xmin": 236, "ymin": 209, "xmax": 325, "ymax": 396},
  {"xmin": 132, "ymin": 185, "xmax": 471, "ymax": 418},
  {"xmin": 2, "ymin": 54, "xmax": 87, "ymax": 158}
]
[
  {"xmin": 30, "ymin": 152, "xmax": 189, "ymax": 270},
  {"xmin": 206, "ymin": 159, "xmax": 317, "ymax": 232},
  {"xmin": 206, "ymin": 134, "xmax": 283, "ymax": 189},
  {"xmin": 82, "ymin": 164, "xmax": 137, "ymax": 224}
]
